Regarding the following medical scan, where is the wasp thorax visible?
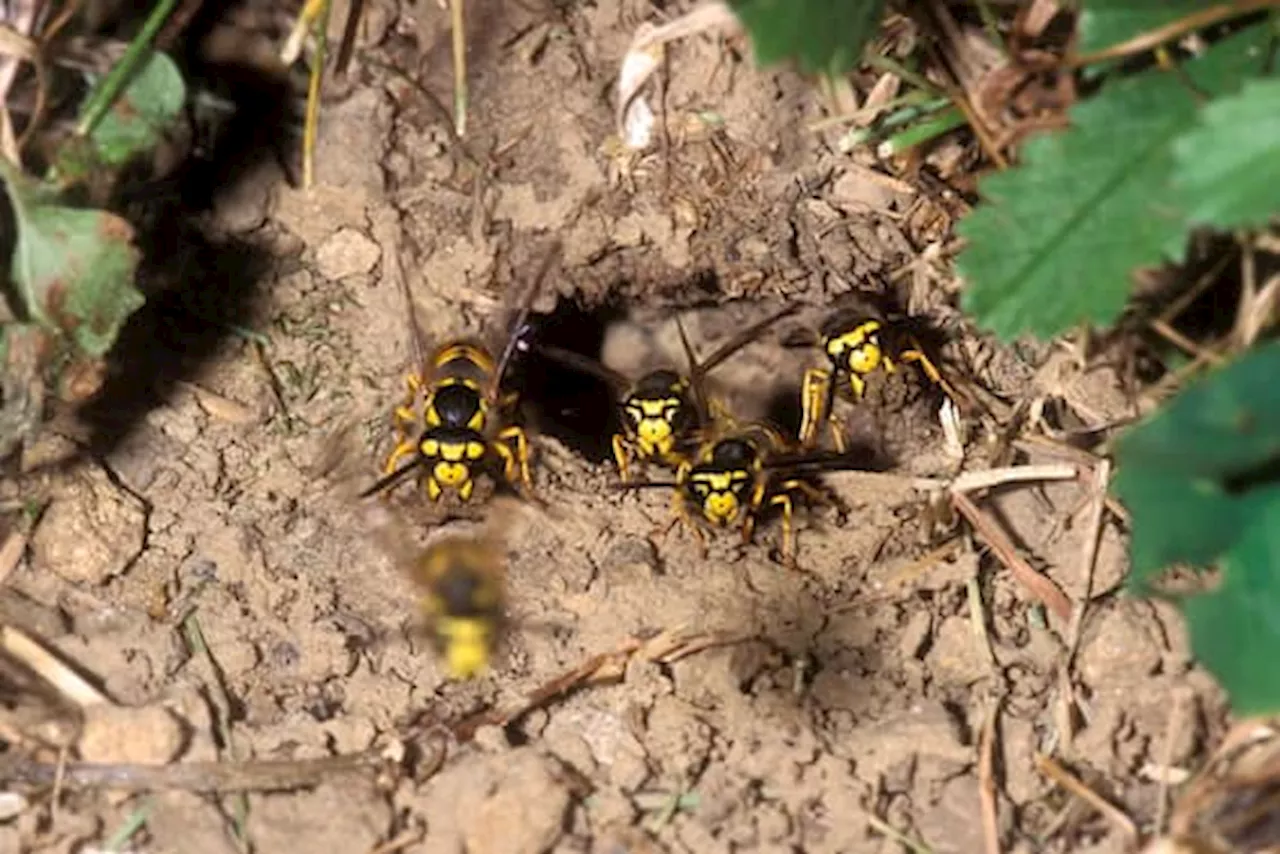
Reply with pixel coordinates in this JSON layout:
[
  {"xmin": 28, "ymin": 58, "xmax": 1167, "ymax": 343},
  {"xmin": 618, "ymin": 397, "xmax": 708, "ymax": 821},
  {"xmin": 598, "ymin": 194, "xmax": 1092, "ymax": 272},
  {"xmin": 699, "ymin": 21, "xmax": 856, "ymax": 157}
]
[{"xmin": 431, "ymin": 382, "xmax": 487, "ymax": 429}]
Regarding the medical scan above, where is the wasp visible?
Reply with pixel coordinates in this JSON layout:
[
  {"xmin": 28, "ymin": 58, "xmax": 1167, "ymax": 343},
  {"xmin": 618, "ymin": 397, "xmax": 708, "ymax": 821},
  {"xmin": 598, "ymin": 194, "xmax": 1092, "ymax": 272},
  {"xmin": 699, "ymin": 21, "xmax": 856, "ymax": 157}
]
[
  {"xmin": 796, "ymin": 300, "xmax": 963, "ymax": 452},
  {"xmin": 534, "ymin": 304, "xmax": 798, "ymax": 482},
  {"xmin": 360, "ymin": 244, "xmax": 561, "ymax": 504},
  {"xmin": 629, "ymin": 420, "xmax": 861, "ymax": 567},
  {"xmin": 312, "ymin": 426, "xmax": 514, "ymax": 680},
  {"xmin": 408, "ymin": 528, "xmax": 507, "ymax": 679}
]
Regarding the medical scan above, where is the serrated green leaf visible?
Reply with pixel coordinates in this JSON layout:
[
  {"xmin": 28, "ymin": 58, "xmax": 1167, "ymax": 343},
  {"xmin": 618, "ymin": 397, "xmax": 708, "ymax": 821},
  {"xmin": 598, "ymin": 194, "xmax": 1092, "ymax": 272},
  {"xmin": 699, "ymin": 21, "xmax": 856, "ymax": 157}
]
[
  {"xmin": 1078, "ymin": 0, "xmax": 1213, "ymax": 55},
  {"xmin": 1118, "ymin": 473, "xmax": 1279, "ymax": 586},
  {"xmin": 1182, "ymin": 496, "xmax": 1280, "ymax": 714},
  {"xmin": 1173, "ymin": 78, "xmax": 1280, "ymax": 230},
  {"xmin": 1113, "ymin": 342, "xmax": 1280, "ymax": 587},
  {"xmin": 86, "ymin": 50, "xmax": 185, "ymax": 167},
  {"xmin": 1114, "ymin": 341, "xmax": 1280, "ymax": 479},
  {"xmin": 955, "ymin": 23, "xmax": 1270, "ymax": 341},
  {"xmin": 0, "ymin": 164, "xmax": 144, "ymax": 357},
  {"xmin": 727, "ymin": 0, "xmax": 884, "ymax": 76}
]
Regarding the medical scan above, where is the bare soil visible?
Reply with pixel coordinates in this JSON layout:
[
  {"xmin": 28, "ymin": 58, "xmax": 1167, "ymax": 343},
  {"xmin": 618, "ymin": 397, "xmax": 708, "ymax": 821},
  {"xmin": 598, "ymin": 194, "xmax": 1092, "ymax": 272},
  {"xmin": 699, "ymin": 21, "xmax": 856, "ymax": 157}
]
[{"xmin": 3, "ymin": 2, "xmax": 1228, "ymax": 853}]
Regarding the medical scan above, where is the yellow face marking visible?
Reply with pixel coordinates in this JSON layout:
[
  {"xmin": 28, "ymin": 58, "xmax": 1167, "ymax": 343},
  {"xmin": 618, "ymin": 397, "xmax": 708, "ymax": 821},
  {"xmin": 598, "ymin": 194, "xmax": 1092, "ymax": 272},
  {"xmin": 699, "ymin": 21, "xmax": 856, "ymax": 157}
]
[
  {"xmin": 629, "ymin": 396, "xmax": 683, "ymax": 455},
  {"xmin": 433, "ymin": 461, "xmax": 472, "ymax": 488},
  {"xmin": 436, "ymin": 616, "xmax": 494, "ymax": 679},
  {"xmin": 689, "ymin": 471, "xmax": 751, "ymax": 525},
  {"xmin": 826, "ymin": 321, "xmax": 884, "ymax": 377}
]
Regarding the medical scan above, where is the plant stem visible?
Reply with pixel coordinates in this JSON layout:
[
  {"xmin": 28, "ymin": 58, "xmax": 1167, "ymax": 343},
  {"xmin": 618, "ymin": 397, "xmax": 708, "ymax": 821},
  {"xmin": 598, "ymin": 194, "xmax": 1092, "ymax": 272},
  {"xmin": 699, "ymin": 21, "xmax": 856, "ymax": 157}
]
[
  {"xmin": 879, "ymin": 105, "xmax": 967, "ymax": 155},
  {"xmin": 76, "ymin": 0, "xmax": 179, "ymax": 137}
]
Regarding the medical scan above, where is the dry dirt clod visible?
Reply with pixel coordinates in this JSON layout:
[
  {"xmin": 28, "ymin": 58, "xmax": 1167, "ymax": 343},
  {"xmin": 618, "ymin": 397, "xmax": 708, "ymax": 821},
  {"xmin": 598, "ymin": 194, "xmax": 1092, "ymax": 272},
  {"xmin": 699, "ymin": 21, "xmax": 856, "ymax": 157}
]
[
  {"xmin": 78, "ymin": 703, "xmax": 186, "ymax": 765},
  {"xmin": 314, "ymin": 226, "xmax": 383, "ymax": 280},
  {"xmin": 247, "ymin": 781, "xmax": 391, "ymax": 854},
  {"xmin": 462, "ymin": 749, "xmax": 573, "ymax": 854},
  {"xmin": 29, "ymin": 466, "xmax": 147, "ymax": 586}
]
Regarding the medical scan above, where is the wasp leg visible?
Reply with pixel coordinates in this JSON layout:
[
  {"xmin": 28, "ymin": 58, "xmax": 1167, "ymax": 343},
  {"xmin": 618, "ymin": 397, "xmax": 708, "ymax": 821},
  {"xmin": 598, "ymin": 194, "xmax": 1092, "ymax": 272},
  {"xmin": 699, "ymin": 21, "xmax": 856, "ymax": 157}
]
[
  {"xmin": 494, "ymin": 425, "xmax": 534, "ymax": 495},
  {"xmin": 899, "ymin": 348, "xmax": 962, "ymax": 401},
  {"xmin": 383, "ymin": 438, "xmax": 419, "ymax": 476},
  {"xmin": 393, "ymin": 373, "xmax": 424, "ymax": 429},
  {"xmin": 800, "ymin": 368, "xmax": 831, "ymax": 449},
  {"xmin": 612, "ymin": 433, "xmax": 635, "ymax": 483},
  {"xmin": 767, "ymin": 491, "xmax": 798, "ymax": 569}
]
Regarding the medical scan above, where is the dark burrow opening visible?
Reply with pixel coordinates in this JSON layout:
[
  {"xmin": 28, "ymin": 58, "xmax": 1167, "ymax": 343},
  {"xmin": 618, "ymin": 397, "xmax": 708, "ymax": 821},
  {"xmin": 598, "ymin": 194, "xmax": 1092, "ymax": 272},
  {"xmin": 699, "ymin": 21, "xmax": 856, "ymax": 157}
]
[{"xmin": 512, "ymin": 293, "xmax": 628, "ymax": 465}]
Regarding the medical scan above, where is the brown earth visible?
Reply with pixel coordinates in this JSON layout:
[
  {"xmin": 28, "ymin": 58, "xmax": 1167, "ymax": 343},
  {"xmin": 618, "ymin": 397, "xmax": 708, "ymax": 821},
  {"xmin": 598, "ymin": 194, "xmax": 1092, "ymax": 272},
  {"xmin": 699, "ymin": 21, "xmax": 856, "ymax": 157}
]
[{"xmin": 2, "ymin": 2, "xmax": 1228, "ymax": 853}]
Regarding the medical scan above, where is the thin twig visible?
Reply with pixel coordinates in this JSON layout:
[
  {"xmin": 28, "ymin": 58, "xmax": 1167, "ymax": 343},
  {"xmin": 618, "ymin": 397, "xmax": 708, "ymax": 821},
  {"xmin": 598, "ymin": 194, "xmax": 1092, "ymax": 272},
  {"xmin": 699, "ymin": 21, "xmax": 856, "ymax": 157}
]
[
  {"xmin": 979, "ymin": 702, "xmax": 1001, "ymax": 854},
  {"xmin": 1035, "ymin": 752, "xmax": 1140, "ymax": 843},
  {"xmin": 951, "ymin": 491, "xmax": 1073, "ymax": 622},
  {"xmin": 950, "ymin": 464, "xmax": 1078, "ymax": 494},
  {"xmin": 967, "ymin": 573, "xmax": 998, "ymax": 675},
  {"xmin": 0, "ymin": 624, "xmax": 111, "ymax": 707},
  {"xmin": 1065, "ymin": 460, "xmax": 1111, "ymax": 668},
  {"xmin": 1154, "ymin": 693, "xmax": 1188, "ymax": 835},
  {"xmin": 0, "ymin": 751, "xmax": 388, "ymax": 793},
  {"xmin": 452, "ymin": 629, "xmax": 751, "ymax": 740}
]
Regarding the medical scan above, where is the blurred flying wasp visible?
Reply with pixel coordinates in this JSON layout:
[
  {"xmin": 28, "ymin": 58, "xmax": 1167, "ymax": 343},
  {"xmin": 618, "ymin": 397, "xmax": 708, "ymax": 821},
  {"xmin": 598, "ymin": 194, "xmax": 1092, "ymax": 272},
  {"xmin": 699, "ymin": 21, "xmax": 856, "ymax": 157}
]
[
  {"xmin": 618, "ymin": 316, "xmax": 868, "ymax": 567},
  {"xmin": 790, "ymin": 295, "xmax": 971, "ymax": 452},
  {"xmin": 313, "ymin": 426, "xmax": 519, "ymax": 680},
  {"xmin": 360, "ymin": 243, "xmax": 562, "ymax": 504},
  {"xmin": 532, "ymin": 304, "xmax": 799, "ymax": 482}
]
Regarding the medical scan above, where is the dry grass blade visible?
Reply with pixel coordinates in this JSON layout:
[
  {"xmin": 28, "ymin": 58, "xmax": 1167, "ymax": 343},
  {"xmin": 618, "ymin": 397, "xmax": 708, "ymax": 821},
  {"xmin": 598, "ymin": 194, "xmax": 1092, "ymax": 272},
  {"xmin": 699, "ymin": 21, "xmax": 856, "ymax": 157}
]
[
  {"xmin": 0, "ymin": 751, "xmax": 389, "ymax": 793},
  {"xmin": 978, "ymin": 703, "xmax": 1001, "ymax": 854},
  {"xmin": 0, "ymin": 529, "xmax": 28, "ymax": 585},
  {"xmin": 950, "ymin": 464, "xmax": 1078, "ymax": 494},
  {"xmin": 951, "ymin": 491, "xmax": 1073, "ymax": 621},
  {"xmin": 616, "ymin": 1, "xmax": 741, "ymax": 149},
  {"xmin": 0, "ymin": 624, "xmax": 111, "ymax": 708},
  {"xmin": 1035, "ymin": 752, "xmax": 1140, "ymax": 843},
  {"xmin": 301, "ymin": 0, "xmax": 331, "ymax": 189},
  {"xmin": 1065, "ymin": 459, "xmax": 1111, "ymax": 667}
]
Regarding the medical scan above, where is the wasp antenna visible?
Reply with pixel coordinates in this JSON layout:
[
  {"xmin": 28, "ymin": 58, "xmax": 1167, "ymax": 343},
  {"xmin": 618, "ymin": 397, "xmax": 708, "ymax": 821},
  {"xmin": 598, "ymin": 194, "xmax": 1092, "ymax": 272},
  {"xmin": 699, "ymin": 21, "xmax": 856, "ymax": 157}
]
[
  {"xmin": 357, "ymin": 457, "xmax": 427, "ymax": 499},
  {"xmin": 674, "ymin": 314, "xmax": 712, "ymax": 422},
  {"xmin": 696, "ymin": 303, "xmax": 801, "ymax": 376},
  {"xmin": 532, "ymin": 343, "xmax": 631, "ymax": 390},
  {"xmin": 493, "ymin": 240, "xmax": 563, "ymax": 393}
]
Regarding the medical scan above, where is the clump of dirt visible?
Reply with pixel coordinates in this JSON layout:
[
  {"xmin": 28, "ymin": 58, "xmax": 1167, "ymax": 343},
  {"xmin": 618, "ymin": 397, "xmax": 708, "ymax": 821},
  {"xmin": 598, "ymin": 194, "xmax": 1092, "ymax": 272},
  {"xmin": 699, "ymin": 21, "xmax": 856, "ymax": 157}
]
[{"xmin": 1, "ymin": 2, "xmax": 1226, "ymax": 853}]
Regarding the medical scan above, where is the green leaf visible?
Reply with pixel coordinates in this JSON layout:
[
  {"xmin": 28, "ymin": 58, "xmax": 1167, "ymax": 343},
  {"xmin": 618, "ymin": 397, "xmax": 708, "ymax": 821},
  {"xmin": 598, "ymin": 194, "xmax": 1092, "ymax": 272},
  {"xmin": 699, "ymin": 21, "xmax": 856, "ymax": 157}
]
[
  {"xmin": 1118, "ymin": 473, "xmax": 1279, "ymax": 586},
  {"xmin": 1182, "ymin": 497, "xmax": 1280, "ymax": 714},
  {"xmin": 1, "ymin": 163, "xmax": 144, "ymax": 357},
  {"xmin": 1113, "ymin": 341, "xmax": 1280, "ymax": 479},
  {"xmin": 1174, "ymin": 78, "xmax": 1280, "ymax": 230},
  {"xmin": 955, "ymin": 23, "xmax": 1271, "ymax": 341},
  {"xmin": 1112, "ymin": 341, "xmax": 1280, "ymax": 586},
  {"xmin": 727, "ymin": 0, "xmax": 885, "ymax": 76},
  {"xmin": 1078, "ymin": 0, "xmax": 1214, "ymax": 55},
  {"xmin": 85, "ymin": 50, "xmax": 185, "ymax": 167}
]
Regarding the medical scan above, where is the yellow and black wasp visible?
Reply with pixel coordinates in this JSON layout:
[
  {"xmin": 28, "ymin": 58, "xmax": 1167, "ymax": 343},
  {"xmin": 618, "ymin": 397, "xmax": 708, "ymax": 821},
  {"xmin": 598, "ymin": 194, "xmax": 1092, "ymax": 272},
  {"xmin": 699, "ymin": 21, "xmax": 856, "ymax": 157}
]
[
  {"xmin": 533, "ymin": 304, "xmax": 798, "ymax": 482},
  {"xmin": 621, "ymin": 418, "xmax": 866, "ymax": 568},
  {"xmin": 312, "ymin": 425, "xmax": 514, "ymax": 681},
  {"xmin": 795, "ymin": 298, "xmax": 965, "ymax": 451},
  {"xmin": 360, "ymin": 244, "xmax": 562, "ymax": 504},
  {"xmin": 408, "ymin": 527, "xmax": 507, "ymax": 679},
  {"xmin": 612, "ymin": 316, "xmax": 868, "ymax": 568}
]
